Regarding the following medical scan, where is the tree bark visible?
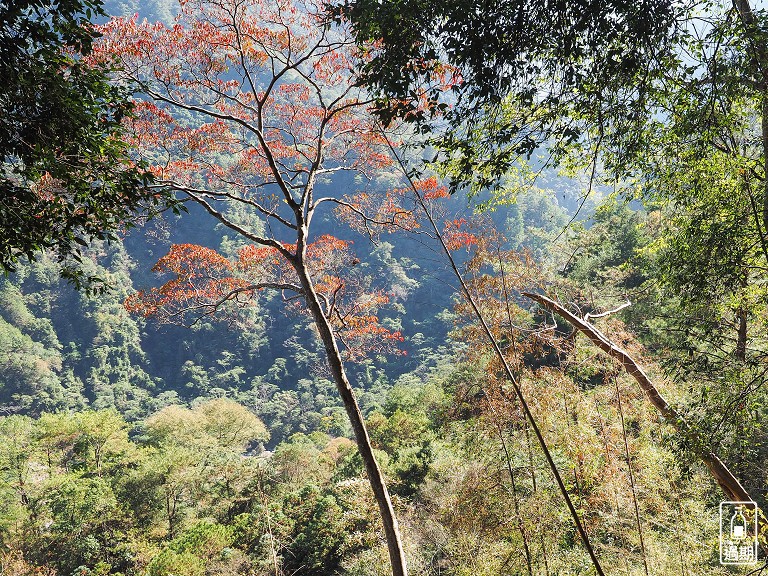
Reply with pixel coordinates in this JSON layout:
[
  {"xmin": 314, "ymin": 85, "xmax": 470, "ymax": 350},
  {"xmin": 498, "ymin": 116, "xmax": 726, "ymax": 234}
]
[
  {"xmin": 522, "ymin": 293, "xmax": 764, "ymax": 527},
  {"xmin": 736, "ymin": 272, "xmax": 749, "ymax": 361},
  {"xmin": 736, "ymin": 306, "xmax": 748, "ymax": 361},
  {"xmin": 762, "ymin": 98, "xmax": 768, "ymax": 236},
  {"xmin": 295, "ymin": 255, "xmax": 408, "ymax": 576}
]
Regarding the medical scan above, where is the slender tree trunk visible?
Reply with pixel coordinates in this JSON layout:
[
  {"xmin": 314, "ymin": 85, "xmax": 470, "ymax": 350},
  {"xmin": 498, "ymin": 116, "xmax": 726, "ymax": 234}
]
[
  {"xmin": 522, "ymin": 423, "xmax": 550, "ymax": 576},
  {"xmin": 761, "ymin": 98, "xmax": 768, "ymax": 235},
  {"xmin": 735, "ymin": 273, "xmax": 748, "ymax": 361},
  {"xmin": 593, "ymin": 398, "xmax": 631, "ymax": 576},
  {"xmin": 488, "ymin": 400, "xmax": 534, "ymax": 576},
  {"xmin": 561, "ymin": 388, "xmax": 585, "ymax": 509},
  {"xmin": 166, "ymin": 489, "xmax": 177, "ymax": 539},
  {"xmin": 735, "ymin": 306, "xmax": 748, "ymax": 361},
  {"xmin": 614, "ymin": 376, "xmax": 649, "ymax": 576},
  {"xmin": 262, "ymin": 492, "xmax": 280, "ymax": 576},
  {"xmin": 294, "ymin": 257, "xmax": 408, "ymax": 576},
  {"xmin": 669, "ymin": 478, "xmax": 689, "ymax": 576}
]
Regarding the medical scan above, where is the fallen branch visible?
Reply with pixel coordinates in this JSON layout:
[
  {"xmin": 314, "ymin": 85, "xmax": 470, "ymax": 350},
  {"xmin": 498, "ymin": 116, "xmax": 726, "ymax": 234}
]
[{"xmin": 522, "ymin": 292, "xmax": 758, "ymax": 511}]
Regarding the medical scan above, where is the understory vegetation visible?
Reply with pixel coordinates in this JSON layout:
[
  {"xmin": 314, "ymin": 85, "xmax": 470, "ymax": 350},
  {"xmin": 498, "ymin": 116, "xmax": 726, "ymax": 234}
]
[{"xmin": 2, "ymin": 196, "xmax": 765, "ymax": 575}]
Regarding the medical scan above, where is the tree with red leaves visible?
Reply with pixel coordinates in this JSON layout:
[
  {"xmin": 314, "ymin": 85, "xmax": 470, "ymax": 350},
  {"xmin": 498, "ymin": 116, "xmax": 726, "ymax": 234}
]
[{"xmin": 97, "ymin": 0, "xmax": 410, "ymax": 573}]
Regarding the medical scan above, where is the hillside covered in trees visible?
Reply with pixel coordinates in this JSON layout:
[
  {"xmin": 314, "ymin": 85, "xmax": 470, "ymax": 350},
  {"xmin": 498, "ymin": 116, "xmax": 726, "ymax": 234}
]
[{"xmin": 2, "ymin": 0, "xmax": 768, "ymax": 575}]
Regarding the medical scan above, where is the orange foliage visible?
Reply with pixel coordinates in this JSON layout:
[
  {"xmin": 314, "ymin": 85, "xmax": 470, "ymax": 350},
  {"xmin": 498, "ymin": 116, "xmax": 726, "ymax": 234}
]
[
  {"xmin": 152, "ymin": 243, "xmax": 232, "ymax": 275},
  {"xmin": 442, "ymin": 218, "xmax": 477, "ymax": 251},
  {"xmin": 416, "ymin": 176, "xmax": 450, "ymax": 200},
  {"xmin": 125, "ymin": 244, "xmax": 251, "ymax": 319},
  {"xmin": 94, "ymin": 0, "xmax": 392, "ymax": 193},
  {"xmin": 103, "ymin": 0, "xmax": 412, "ymax": 360},
  {"xmin": 126, "ymin": 236, "xmax": 403, "ymax": 359}
]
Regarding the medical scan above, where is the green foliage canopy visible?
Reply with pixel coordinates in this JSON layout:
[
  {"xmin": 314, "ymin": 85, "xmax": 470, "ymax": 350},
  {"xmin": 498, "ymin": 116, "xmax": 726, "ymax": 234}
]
[
  {"xmin": 0, "ymin": 0, "xmax": 174, "ymax": 288},
  {"xmin": 337, "ymin": 0, "xmax": 679, "ymax": 191}
]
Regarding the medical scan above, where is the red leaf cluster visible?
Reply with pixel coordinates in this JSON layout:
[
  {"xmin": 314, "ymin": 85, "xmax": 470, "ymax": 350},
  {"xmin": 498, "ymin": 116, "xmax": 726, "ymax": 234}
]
[
  {"xmin": 443, "ymin": 218, "xmax": 478, "ymax": 251},
  {"xmin": 126, "ymin": 236, "xmax": 403, "ymax": 358}
]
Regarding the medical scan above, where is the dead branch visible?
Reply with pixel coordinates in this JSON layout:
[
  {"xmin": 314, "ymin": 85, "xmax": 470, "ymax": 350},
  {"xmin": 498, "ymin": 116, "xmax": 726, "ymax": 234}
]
[
  {"xmin": 522, "ymin": 292, "xmax": 760, "ymax": 513},
  {"xmin": 584, "ymin": 300, "xmax": 632, "ymax": 322}
]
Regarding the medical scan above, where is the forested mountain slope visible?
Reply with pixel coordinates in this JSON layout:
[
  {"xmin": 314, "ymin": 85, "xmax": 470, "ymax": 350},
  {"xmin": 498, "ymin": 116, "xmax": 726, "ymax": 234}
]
[
  {"xmin": 0, "ymin": 185, "xmax": 578, "ymax": 443},
  {"xmin": 3, "ymin": 0, "xmax": 768, "ymax": 573}
]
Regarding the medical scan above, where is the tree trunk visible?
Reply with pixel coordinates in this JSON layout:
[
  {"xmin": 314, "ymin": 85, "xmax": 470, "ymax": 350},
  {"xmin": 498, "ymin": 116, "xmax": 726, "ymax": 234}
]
[
  {"xmin": 736, "ymin": 306, "xmax": 748, "ymax": 361},
  {"xmin": 762, "ymin": 98, "xmax": 768, "ymax": 236},
  {"xmin": 522, "ymin": 292, "xmax": 766, "ymax": 537},
  {"xmin": 295, "ymin": 259, "xmax": 408, "ymax": 576},
  {"xmin": 736, "ymin": 273, "xmax": 748, "ymax": 361}
]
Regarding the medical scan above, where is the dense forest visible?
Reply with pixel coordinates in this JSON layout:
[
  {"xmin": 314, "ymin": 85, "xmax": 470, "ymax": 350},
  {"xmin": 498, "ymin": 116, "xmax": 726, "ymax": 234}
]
[{"xmin": 2, "ymin": 0, "xmax": 768, "ymax": 575}]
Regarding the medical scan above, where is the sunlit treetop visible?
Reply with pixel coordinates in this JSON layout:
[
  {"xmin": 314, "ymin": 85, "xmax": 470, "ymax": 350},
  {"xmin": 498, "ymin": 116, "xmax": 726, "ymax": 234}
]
[
  {"xmin": 103, "ymin": 0, "xmax": 480, "ymax": 365},
  {"xmin": 99, "ymin": 0, "xmax": 439, "ymax": 361},
  {"xmin": 93, "ymin": 0, "xmax": 393, "ymax": 219}
]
